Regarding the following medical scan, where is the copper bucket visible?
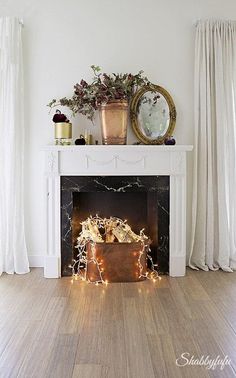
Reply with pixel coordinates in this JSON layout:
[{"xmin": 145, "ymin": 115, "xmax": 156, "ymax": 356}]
[
  {"xmin": 99, "ymin": 100, "xmax": 128, "ymax": 145},
  {"xmin": 86, "ymin": 242, "xmax": 147, "ymax": 282}
]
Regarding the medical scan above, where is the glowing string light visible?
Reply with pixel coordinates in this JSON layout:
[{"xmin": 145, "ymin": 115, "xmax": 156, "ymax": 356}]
[{"xmin": 69, "ymin": 215, "xmax": 160, "ymax": 285}]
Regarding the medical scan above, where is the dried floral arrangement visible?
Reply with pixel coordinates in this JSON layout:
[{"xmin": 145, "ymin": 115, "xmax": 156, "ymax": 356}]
[
  {"xmin": 48, "ymin": 65, "xmax": 150, "ymax": 121},
  {"xmin": 69, "ymin": 215, "xmax": 159, "ymax": 285}
]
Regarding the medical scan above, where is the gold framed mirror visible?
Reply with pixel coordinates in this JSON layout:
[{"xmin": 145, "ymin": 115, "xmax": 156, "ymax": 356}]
[{"xmin": 130, "ymin": 84, "xmax": 176, "ymax": 144}]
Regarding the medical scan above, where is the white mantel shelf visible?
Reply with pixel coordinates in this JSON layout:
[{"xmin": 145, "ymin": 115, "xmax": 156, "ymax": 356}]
[
  {"xmin": 44, "ymin": 145, "xmax": 192, "ymax": 152},
  {"xmin": 44, "ymin": 144, "xmax": 193, "ymax": 278}
]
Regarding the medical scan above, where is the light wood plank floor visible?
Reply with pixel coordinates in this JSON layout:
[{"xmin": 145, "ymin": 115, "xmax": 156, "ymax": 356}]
[{"xmin": 0, "ymin": 269, "xmax": 236, "ymax": 378}]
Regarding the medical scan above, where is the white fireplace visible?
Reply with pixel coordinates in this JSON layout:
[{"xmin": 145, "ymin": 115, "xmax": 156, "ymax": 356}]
[{"xmin": 44, "ymin": 145, "xmax": 192, "ymax": 278}]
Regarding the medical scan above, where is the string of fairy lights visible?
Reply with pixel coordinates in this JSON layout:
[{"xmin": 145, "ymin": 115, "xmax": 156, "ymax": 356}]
[{"xmin": 69, "ymin": 215, "xmax": 161, "ymax": 285}]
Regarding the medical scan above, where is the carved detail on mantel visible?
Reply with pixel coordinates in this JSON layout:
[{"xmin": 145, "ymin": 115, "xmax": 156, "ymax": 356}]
[
  {"xmin": 45, "ymin": 151, "xmax": 59, "ymax": 176},
  {"xmin": 85, "ymin": 155, "xmax": 146, "ymax": 170}
]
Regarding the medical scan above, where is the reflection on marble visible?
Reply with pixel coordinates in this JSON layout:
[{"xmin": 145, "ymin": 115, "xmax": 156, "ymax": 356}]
[{"xmin": 61, "ymin": 176, "xmax": 169, "ymax": 276}]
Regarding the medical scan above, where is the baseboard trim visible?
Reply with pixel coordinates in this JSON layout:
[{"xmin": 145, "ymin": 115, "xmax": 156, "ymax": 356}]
[{"xmin": 28, "ymin": 255, "xmax": 44, "ymax": 268}]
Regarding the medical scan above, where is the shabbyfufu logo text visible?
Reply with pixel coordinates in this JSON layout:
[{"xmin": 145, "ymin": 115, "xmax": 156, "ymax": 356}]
[{"xmin": 176, "ymin": 353, "xmax": 231, "ymax": 371}]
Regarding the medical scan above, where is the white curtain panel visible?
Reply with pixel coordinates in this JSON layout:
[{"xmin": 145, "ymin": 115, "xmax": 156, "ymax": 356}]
[
  {"xmin": 189, "ymin": 20, "xmax": 236, "ymax": 272},
  {"xmin": 0, "ymin": 17, "xmax": 29, "ymax": 275}
]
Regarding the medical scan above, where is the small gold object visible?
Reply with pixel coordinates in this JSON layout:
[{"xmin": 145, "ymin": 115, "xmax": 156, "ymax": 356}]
[
  {"xmin": 84, "ymin": 130, "xmax": 93, "ymax": 145},
  {"xmin": 87, "ymin": 134, "xmax": 93, "ymax": 145},
  {"xmin": 54, "ymin": 122, "xmax": 72, "ymax": 145}
]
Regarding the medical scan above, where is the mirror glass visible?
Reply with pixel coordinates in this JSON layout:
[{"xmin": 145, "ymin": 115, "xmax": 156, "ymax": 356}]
[
  {"xmin": 130, "ymin": 85, "xmax": 176, "ymax": 145},
  {"xmin": 137, "ymin": 92, "xmax": 170, "ymax": 139}
]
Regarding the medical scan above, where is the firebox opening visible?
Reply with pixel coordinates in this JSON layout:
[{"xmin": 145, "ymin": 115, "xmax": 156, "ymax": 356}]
[
  {"xmin": 73, "ymin": 192, "xmax": 148, "ymax": 232},
  {"xmin": 61, "ymin": 176, "xmax": 169, "ymax": 277}
]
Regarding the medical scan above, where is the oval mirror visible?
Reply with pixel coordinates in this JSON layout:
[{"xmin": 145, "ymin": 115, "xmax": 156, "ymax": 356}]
[{"xmin": 130, "ymin": 84, "xmax": 176, "ymax": 144}]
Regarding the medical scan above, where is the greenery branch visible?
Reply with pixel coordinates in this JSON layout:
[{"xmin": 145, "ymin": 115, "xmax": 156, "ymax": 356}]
[{"xmin": 48, "ymin": 65, "xmax": 150, "ymax": 121}]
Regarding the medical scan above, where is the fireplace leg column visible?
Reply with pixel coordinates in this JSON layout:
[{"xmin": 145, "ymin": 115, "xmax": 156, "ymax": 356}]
[
  {"xmin": 44, "ymin": 151, "xmax": 61, "ymax": 278},
  {"xmin": 169, "ymin": 174, "xmax": 186, "ymax": 276}
]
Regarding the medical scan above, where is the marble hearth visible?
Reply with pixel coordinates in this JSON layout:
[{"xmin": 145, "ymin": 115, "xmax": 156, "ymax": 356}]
[{"xmin": 44, "ymin": 145, "xmax": 192, "ymax": 278}]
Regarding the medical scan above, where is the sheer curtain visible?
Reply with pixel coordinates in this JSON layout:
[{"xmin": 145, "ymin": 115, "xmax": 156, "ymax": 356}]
[
  {"xmin": 189, "ymin": 20, "xmax": 236, "ymax": 272},
  {"xmin": 0, "ymin": 17, "xmax": 29, "ymax": 275}
]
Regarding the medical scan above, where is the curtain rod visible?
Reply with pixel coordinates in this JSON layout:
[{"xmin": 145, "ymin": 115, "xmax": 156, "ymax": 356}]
[{"xmin": 194, "ymin": 19, "xmax": 236, "ymax": 26}]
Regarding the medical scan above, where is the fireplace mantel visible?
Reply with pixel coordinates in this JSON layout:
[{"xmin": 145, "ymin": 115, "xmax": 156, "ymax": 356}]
[{"xmin": 44, "ymin": 145, "xmax": 193, "ymax": 278}]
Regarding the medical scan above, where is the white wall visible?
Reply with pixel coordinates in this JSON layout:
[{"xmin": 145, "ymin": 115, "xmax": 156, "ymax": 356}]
[{"xmin": 1, "ymin": 0, "xmax": 236, "ymax": 262}]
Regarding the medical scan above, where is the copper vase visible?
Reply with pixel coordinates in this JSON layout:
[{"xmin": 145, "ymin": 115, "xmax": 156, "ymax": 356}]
[{"xmin": 99, "ymin": 100, "xmax": 128, "ymax": 145}]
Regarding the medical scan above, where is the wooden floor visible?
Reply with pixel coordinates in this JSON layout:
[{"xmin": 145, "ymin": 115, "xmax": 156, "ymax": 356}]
[{"xmin": 0, "ymin": 269, "xmax": 236, "ymax": 378}]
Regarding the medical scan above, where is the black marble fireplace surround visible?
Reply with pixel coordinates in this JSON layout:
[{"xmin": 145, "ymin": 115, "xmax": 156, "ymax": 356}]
[{"xmin": 61, "ymin": 176, "xmax": 169, "ymax": 276}]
